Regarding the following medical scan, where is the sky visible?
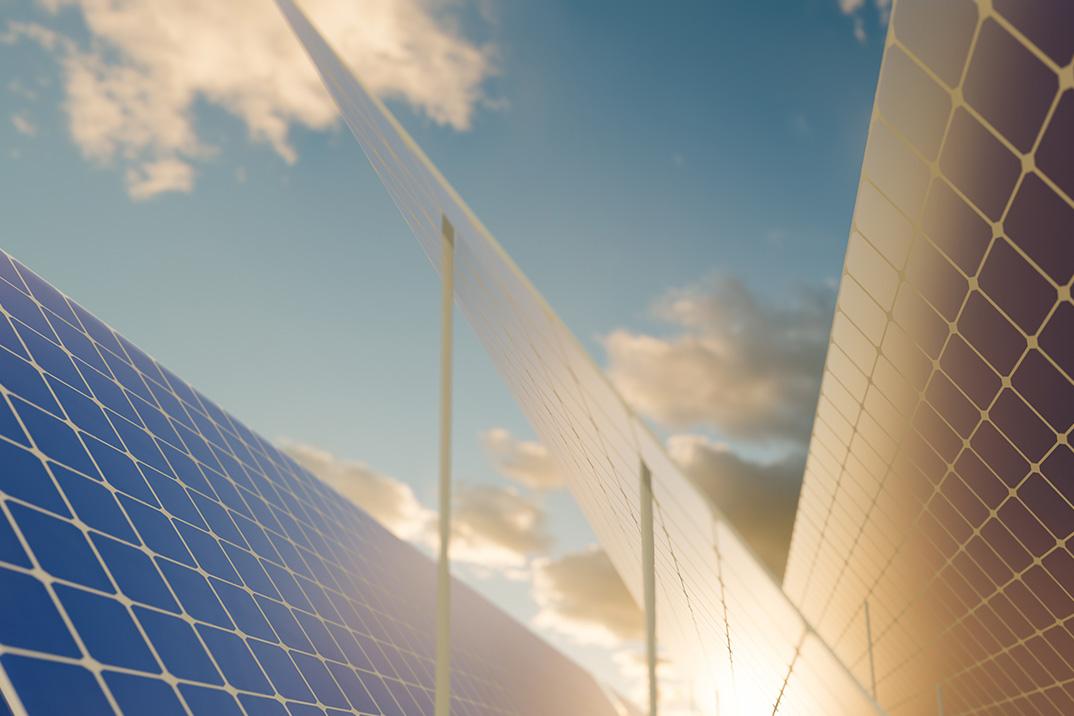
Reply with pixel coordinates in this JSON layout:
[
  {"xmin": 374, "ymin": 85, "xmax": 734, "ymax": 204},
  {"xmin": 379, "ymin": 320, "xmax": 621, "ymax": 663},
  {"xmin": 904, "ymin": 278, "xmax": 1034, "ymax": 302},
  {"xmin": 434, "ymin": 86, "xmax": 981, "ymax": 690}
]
[{"xmin": 0, "ymin": 0, "xmax": 888, "ymax": 709}]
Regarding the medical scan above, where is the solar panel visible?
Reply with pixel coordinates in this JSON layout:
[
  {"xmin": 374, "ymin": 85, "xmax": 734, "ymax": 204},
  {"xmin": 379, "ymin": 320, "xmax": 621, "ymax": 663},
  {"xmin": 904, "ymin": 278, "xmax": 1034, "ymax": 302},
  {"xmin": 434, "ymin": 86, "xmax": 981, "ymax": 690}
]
[
  {"xmin": 272, "ymin": 1, "xmax": 885, "ymax": 713},
  {"xmin": 0, "ymin": 250, "xmax": 627, "ymax": 715},
  {"xmin": 784, "ymin": 1, "xmax": 1074, "ymax": 713}
]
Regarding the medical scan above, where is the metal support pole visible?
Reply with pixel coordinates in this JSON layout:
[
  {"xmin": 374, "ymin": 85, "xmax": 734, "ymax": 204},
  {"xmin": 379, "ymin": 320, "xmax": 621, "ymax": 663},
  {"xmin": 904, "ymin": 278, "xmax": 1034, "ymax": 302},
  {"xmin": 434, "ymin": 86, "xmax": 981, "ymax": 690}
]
[
  {"xmin": 864, "ymin": 599, "xmax": 876, "ymax": 698},
  {"xmin": 936, "ymin": 684, "xmax": 944, "ymax": 716},
  {"xmin": 435, "ymin": 215, "xmax": 455, "ymax": 716},
  {"xmin": 640, "ymin": 460, "xmax": 658, "ymax": 716}
]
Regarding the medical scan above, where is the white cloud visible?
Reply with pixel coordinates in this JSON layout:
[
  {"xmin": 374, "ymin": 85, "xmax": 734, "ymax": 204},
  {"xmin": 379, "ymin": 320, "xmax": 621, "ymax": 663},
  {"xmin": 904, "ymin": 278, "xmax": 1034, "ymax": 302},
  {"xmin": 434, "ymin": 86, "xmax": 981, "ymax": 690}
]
[
  {"xmin": 666, "ymin": 434, "xmax": 802, "ymax": 576},
  {"xmin": 9, "ymin": 0, "xmax": 496, "ymax": 198},
  {"xmin": 11, "ymin": 113, "xmax": 37, "ymax": 136},
  {"xmin": 838, "ymin": 0, "xmax": 891, "ymax": 43},
  {"xmin": 532, "ymin": 545, "xmax": 642, "ymax": 647},
  {"xmin": 59, "ymin": 46, "xmax": 208, "ymax": 164},
  {"xmin": 481, "ymin": 428, "xmax": 564, "ymax": 490},
  {"xmin": 853, "ymin": 17, "xmax": 867, "ymax": 44},
  {"xmin": 283, "ymin": 441, "xmax": 552, "ymax": 569},
  {"xmin": 604, "ymin": 275, "xmax": 833, "ymax": 444},
  {"xmin": 126, "ymin": 158, "xmax": 195, "ymax": 200},
  {"xmin": 281, "ymin": 441, "xmax": 433, "ymax": 541},
  {"xmin": 451, "ymin": 484, "xmax": 553, "ymax": 568}
]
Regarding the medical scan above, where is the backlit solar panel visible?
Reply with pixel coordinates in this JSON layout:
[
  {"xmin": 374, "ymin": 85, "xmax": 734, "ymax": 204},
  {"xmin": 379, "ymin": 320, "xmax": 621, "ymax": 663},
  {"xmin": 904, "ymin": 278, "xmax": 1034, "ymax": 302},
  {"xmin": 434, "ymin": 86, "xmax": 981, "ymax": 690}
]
[
  {"xmin": 784, "ymin": 1, "xmax": 1074, "ymax": 714},
  {"xmin": 0, "ymin": 250, "xmax": 626, "ymax": 715},
  {"xmin": 272, "ymin": 1, "xmax": 885, "ymax": 713}
]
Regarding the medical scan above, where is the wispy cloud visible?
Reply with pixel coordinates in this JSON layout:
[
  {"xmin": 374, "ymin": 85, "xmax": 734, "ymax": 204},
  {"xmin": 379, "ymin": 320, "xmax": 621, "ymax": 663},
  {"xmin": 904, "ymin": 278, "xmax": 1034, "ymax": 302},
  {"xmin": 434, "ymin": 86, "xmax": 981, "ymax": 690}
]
[
  {"xmin": 7, "ymin": 79, "xmax": 39, "ymax": 101},
  {"xmin": 481, "ymin": 428, "xmax": 564, "ymax": 490},
  {"xmin": 667, "ymin": 434, "xmax": 802, "ymax": 576},
  {"xmin": 10, "ymin": 113, "xmax": 37, "ymax": 136},
  {"xmin": 452, "ymin": 484, "xmax": 552, "ymax": 568},
  {"xmin": 837, "ymin": 0, "xmax": 892, "ymax": 43},
  {"xmin": 500, "ymin": 515, "xmax": 689, "ymax": 712},
  {"xmin": 604, "ymin": 275, "xmax": 834, "ymax": 444},
  {"xmin": 282, "ymin": 440, "xmax": 551, "ymax": 570},
  {"xmin": 126, "ymin": 158, "xmax": 195, "ymax": 200},
  {"xmin": 531, "ymin": 545, "xmax": 642, "ymax": 647},
  {"xmin": 6, "ymin": 0, "xmax": 496, "ymax": 198},
  {"xmin": 281, "ymin": 441, "xmax": 433, "ymax": 541},
  {"xmin": 1, "ymin": 21, "xmax": 63, "ymax": 51}
]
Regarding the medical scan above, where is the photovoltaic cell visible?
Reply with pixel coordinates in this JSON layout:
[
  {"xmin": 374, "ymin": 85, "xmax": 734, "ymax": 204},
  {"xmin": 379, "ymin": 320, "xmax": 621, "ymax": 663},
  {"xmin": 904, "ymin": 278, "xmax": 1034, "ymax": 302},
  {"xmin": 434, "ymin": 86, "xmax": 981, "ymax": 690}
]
[
  {"xmin": 0, "ymin": 252, "xmax": 628, "ymax": 714},
  {"xmin": 784, "ymin": 1, "xmax": 1074, "ymax": 714},
  {"xmin": 270, "ymin": 1, "xmax": 885, "ymax": 713}
]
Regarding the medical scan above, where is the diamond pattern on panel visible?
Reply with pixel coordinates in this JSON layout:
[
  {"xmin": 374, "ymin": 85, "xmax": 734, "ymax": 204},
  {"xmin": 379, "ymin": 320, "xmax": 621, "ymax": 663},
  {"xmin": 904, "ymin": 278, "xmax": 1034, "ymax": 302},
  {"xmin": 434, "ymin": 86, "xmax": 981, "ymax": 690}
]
[
  {"xmin": 785, "ymin": 2, "xmax": 1074, "ymax": 714},
  {"xmin": 0, "ymin": 251, "xmax": 622, "ymax": 716}
]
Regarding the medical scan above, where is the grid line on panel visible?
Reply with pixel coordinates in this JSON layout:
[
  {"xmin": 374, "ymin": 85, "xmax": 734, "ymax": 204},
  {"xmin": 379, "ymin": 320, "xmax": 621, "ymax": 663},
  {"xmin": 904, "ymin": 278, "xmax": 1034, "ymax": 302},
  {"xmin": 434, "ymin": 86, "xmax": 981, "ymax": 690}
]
[
  {"xmin": 651, "ymin": 498, "xmax": 706, "ymax": 661},
  {"xmin": 791, "ymin": 0, "xmax": 989, "ymax": 617},
  {"xmin": 272, "ymin": 2, "xmax": 902, "ymax": 712},
  {"xmin": 274, "ymin": 1, "xmax": 892, "ymax": 713},
  {"xmin": 0, "ymin": 304, "xmax": 170, "ymax": 713},
  {"xmin": 712, "ymin": 524, "xmax": 736, "ymax": 697},
  {"xmin": 0, "ymin": 254, "xmax": 625, "ymax": 716},
  {"xmin": 770, "ymin": 632, "xmax": 805, "ymax": 716},
  {"xmin": 455, "ymin": 237, "xmax": 647, "ymax": 591},
  {"xmin": 786, "ymin": 0, "xmax": 1073, "ymax": 713}
]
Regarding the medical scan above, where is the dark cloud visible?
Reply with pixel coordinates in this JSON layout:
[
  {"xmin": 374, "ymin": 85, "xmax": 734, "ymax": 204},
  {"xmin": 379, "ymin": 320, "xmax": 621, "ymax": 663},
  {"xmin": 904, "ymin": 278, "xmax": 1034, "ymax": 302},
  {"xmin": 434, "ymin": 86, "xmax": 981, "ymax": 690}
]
[
  {"xmin": 667, "ymin": 434, "xmax": 803, "ymax": 577},
  {"xmin": 481, "ymin": 428, "xmax": 564, "ymax": 490},
  {"xmin": 605, "ymin": 276, "xmax": 834, "ymax": 444},
  {"xmin": 452, "ymin": 484, "xmax": 553, "ymax": 566},
  {"xmin": 532, "ymin": 546, "xmax": 643, "ymax": 645}
]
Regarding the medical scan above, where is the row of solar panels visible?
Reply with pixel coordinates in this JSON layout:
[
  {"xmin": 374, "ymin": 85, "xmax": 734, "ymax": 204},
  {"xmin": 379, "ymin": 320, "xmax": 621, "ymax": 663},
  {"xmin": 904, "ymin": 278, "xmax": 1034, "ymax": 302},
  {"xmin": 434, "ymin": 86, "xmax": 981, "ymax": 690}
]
[
  {"xmin": 0, "ymin": 234, "xmax": 626, "ymax": 711},
  {"xmin": 2, "ymin": 0, "xmax": 1070, "ymax": 713},
  {"xmin": 785, "ymin": 1, "xmax": 1074, "ymax": 714},
  {"xmin": 273, "ymin": 0, "xmax": 887, "ymax": 713},
  {"xmin": 276, "ymin": 0, "xmax": 1073, "ymax": 713}
]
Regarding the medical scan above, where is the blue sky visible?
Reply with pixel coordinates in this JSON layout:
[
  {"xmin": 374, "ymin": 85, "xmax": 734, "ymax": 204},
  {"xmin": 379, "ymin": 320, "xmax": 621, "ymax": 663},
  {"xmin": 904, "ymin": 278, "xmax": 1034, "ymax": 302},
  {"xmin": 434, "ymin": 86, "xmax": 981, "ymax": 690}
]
[{"xmin": 0, "ymin": 0, "xmax": 887, "ymax": 706}]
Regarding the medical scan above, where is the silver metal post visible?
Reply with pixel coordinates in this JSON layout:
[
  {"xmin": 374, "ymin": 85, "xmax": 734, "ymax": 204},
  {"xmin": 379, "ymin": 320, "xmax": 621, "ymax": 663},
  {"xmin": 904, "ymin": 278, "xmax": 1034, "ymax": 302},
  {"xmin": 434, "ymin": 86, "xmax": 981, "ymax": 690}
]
[
  {"xmin": 936, "ymin": 684, "xmax": 944, "ymax": 716},
  {"xmin": 864, "ymin": 599, "xmax": 876, "ymax": 698},
  {"xmin": 640, "ymin": 460, "xmax": 658, "ymax": 716},
  {"xmin": 435, "ymin": 215, "xmax": 455, "ymax": 716}
]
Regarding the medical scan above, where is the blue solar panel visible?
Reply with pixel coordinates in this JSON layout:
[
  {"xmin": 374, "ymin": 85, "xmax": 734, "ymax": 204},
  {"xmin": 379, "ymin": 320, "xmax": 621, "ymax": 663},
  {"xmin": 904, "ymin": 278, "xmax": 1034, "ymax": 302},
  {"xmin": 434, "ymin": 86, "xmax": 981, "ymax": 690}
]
[{"xmin": 0, "ymin": 253, "xmax": 625, "ymax": 716}]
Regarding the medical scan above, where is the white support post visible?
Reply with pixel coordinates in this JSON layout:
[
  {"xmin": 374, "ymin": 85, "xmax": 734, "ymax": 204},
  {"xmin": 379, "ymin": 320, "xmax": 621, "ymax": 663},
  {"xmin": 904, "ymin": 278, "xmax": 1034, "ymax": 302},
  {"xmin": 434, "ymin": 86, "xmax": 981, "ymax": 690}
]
[
  {"xmin": 435, "ymin": 215, "xmax": 455, "ymax": 716},
  {"xmin": 640, "ymin": 460, "xmax": 658, "ymax": 716},
  {"xmin": 864, "ymin": 599, "xmax": 876, "ymax": 698}
]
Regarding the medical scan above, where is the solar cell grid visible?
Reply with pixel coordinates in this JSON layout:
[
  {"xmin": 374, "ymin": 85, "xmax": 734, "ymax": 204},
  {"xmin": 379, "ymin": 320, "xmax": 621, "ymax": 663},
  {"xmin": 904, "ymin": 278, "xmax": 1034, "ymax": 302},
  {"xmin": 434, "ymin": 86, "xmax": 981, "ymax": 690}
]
[
  {"xmin": 0, "ymin": 253, "xmax": 625, "ymax": 715},
  {"xmin": 784, "ymin": 0, "xmax": 1074, "ymax": 713},
  {"xmin": 270, "ymin": 1, "xmax": 887, "ymax": 713}
]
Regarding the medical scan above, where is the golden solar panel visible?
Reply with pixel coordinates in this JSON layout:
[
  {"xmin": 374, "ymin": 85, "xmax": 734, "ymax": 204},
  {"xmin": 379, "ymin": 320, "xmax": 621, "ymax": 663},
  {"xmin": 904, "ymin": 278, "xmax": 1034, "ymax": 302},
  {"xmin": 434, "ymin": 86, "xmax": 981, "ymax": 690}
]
[{"xmin": 784, "ymin": 1, "xmax": 1074, "ymax": 714}]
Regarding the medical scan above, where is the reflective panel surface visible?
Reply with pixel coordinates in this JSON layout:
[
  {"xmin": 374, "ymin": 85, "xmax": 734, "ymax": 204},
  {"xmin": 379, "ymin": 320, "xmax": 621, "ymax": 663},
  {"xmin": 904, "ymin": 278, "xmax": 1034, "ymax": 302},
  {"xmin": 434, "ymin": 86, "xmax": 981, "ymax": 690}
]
[
  {"xmin": 0, "ymin": 248, "xmax": 626, "ymax": 715},
  {"xmin": 785, "ymin": 1, "xmax": 1074, "ymax": 714},
  {"xmin": 274, "ymin": 1, "xmax": 883, "ymax": 713}
]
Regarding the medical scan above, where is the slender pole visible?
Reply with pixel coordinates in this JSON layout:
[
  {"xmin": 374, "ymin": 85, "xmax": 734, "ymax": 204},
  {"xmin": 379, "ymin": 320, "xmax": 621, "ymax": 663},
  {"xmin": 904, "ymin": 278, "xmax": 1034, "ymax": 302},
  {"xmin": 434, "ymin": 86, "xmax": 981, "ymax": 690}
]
[
  {"xmin": 936, "ymin": 684, "xmax": 944, "ymax": 716},
  {"xmin": 864, "ymin": 600, "xmax": 876, "ymax": 698},
  {"xmin": 435, "ymin": 215, "xmax": 455, "ymax": 716},
  {"xmin": 640, "ymin": 460, "xmax": 658, "ymax": 716}
]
